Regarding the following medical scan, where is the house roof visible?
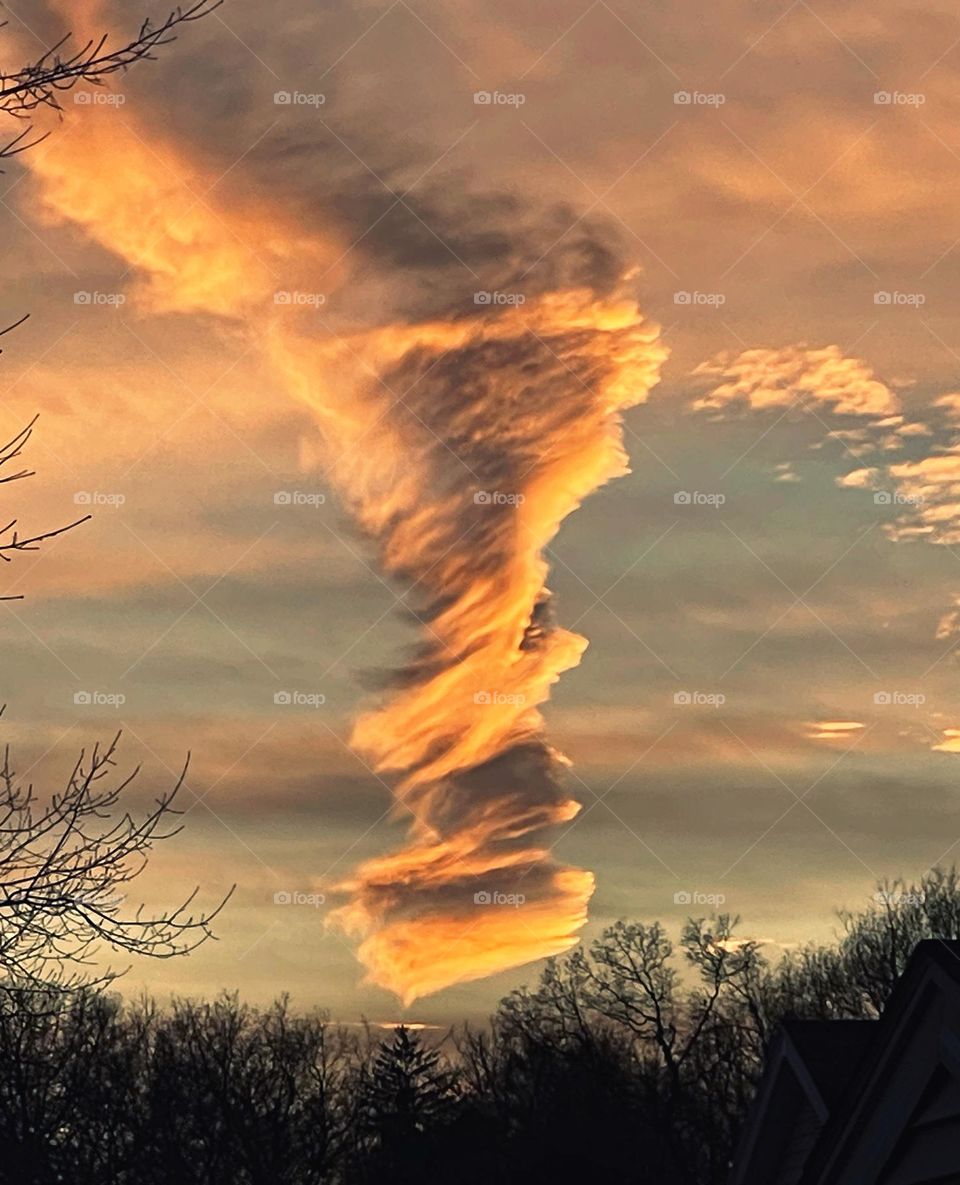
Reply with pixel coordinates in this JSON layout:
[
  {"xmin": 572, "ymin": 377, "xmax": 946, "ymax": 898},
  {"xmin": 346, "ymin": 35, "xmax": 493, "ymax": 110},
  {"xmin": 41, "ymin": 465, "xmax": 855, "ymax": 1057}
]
[
  {"xmin": 800, "ymin": 939, "xmax": 960, "ymax": 1185},
  {"xmin": 729, "ymin": 1018, "xmax": 876, "ymax": 1185},
  {"xmin": 731, "ymin": 940, "xmax": 960, "ymax": 1185},
  {"xmin": 780, "ymin": 1019, "xmax": 876, "ymax": 1113}
]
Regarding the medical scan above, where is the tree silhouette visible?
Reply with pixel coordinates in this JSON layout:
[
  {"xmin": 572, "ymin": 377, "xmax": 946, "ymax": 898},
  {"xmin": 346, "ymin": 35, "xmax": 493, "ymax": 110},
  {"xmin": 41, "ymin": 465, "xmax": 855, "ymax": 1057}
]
[
  {"xmin": 0, "ymin": 871, "xmax": 953, "ymax": 1183},
  {"xmin": 357, "ymin": 1026, "xmax": 458, "ymax": 1184},
  {"xmin": 0, "ymin": 731, "xmax": 232, "ymax": 998}
]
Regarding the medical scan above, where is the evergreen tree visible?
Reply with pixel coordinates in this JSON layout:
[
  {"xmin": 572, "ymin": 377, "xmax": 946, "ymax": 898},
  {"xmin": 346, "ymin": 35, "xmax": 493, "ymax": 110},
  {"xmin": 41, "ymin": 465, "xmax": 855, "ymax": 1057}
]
[{"xmin": 358, "ymin": 1026, "xmax": 457, "ymax": 1183}]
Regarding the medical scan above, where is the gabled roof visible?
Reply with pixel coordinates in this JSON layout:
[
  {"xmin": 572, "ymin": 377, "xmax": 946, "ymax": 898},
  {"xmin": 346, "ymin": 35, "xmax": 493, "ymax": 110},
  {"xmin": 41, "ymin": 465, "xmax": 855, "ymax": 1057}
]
[
  {"xmin": 731, "ymin": 940, "xmax": 960, "ymax": 1185},
  {"xmin": 800, "ymin": 939, "xmax": 960, "ymax": 1185},
  {"xmin": 729, "ymin": 1019, "xmax": 875, "ymax": 1185}
]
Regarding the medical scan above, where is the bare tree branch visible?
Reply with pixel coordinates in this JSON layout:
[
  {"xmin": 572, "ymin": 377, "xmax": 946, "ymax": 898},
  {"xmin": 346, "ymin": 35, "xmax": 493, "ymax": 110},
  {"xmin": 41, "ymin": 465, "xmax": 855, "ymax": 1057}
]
[
  {"xmin": 0, "ymin": 321, "xmax": 89, "ymax": 599},
  {"xmin": 0, "ymin": 725, "xmax": 233, "ymax": 998},
  {"xmin": 0, "ymin": 3, "xmax": 222, "ymax": 163}
]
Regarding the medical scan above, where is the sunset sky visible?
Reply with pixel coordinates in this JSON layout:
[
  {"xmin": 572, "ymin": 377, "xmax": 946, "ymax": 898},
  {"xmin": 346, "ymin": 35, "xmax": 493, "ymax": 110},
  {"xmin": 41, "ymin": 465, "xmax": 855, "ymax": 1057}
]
[{"xmin": 3, "ymin": 0, "xmax": 960, "ymax": 1024}]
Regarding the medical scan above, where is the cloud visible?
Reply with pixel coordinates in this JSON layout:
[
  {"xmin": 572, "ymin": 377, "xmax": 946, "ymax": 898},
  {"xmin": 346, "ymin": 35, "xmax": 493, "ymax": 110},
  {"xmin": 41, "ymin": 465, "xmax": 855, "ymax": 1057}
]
[
  {"xmin": 693, "ymin": 345, "xmax": 900, "ymax": 417},
  {"xmin": 931, "ymin": 729, "xmax": 960, "ymax": 754},
  {"xmin": 27, "ymin": 108, "xmax": 340, "ymax": 318},
  {"xmin": 838, "ymin": 425, "xmax": 960, "ymax": 552},
  {"xmin": 18, "ymin": 80, "xmax": 668, "ymax": 1005},
  {"xmin": 689, "ymin": 340, "xmax": 960, "ymax": 642},
  {"xmin": 805, "ymin": 720, "xmax": 865, "ymax": 741},
  {"xmin": 273, "ymin": 290, "xmax": 666, "ymax": 1002},
  {"xmin": 686, "ymin": 339, "xmax": 960, "ymax": 653}
]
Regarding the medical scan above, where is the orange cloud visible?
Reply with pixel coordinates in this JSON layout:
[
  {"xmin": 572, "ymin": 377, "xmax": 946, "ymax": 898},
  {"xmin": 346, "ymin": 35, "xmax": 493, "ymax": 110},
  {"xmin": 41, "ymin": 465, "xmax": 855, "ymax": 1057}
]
[
  {"xmin": 22, "ymin": 86, "xmax": 667, "ymax": 1004},
  {"xmin": 28, "ymin": 108, "xmax": 335, "ymax": 317},
  {"xmin": 344, "ymin": 868, "xmax": 593, "ymax": 1007},
  {"xmin": 274, "ymin": 291, "xmax": 666, "ymax": 1000},
  {"xmin": 805, "ymin": 720, "xmax": 865, "ymax": 741},
  {"xmin": 932, "ymin": 729, "xmax": 960, "ymax": 754}
]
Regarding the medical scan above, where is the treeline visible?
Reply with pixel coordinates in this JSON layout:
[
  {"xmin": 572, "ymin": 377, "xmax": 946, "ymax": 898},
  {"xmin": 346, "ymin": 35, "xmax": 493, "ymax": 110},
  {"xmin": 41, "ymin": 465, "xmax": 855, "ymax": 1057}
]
[{"xmin": 1, "ymin": 868, "xmax": 958, "ymax": 1185}]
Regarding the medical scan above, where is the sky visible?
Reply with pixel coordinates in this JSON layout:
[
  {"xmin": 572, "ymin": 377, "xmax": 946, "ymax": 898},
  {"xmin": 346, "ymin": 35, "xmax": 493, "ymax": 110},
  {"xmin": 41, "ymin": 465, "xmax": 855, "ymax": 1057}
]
[{"xmin": 3, "ymin": 0, "xmax": 960, "ymax": 1024}]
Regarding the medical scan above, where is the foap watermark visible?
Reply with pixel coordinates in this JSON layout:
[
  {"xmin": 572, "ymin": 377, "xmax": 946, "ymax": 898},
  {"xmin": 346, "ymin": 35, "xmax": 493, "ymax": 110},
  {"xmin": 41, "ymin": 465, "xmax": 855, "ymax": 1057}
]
[
  {"xmin": 873, "ymin": 490, "xmax": 923, "ymax": 506},
  {"xmin": 674, "ymin": 290, "xmax": 726, "ymax": 306},
  {"xmin": 674, "ymin": 90, "xmax": 726, "ymax": 106},
  {"xmin": 674, "ymin": 890, "xmax": 726, "ymax": 906},
  {"xmin": 474, "ymin": 691, "xmax": 526, "ymax": 706},
  {"xmin": 674, "ymin": 490, "xmax": 726, "ymax": 507},
  {"xmin": 274, "ymin": 90, "xmax": 326, "ymax": 107},
  {"xmin": 74, "ymin": 291, "xmax": 126, "ymax": 307},
  {"xmin": 873, "ymin": 90, "xmax": 925, "ymax": 106},
  {"xmin": 474, "ymin": 490, "xmax": 525, "ymax": 506},
  {"xmin": 274, "ymin": 290, "xmax": 326, "ymax": 307},
  {"xmin": 273, "ymin": 890, "xmax": 326, "ymax": 907},
  {"xmin": 473, "ymin": 90, "xmax": 525, "ymax": 106},
  {"xmin": 874, "ymin": 291, "xmax": 925, "ymax": 306},
  {"xmin": 74, "ymin": 491, "xmax": 125, "ymax": 507},
  {"xmin": 874, "ymin": 889, "xmax": 925, "ymax": 906},
  {"xmin": 674, "ymin": 691, "xmax": 725, "ymax": 707},
  {"xmin": 274, "ymin": 490, "xmax": 326, "ymax": 507},
  {"xmin": 474, "ymin": 290, "xmax": 525, "ymax": 306},
  {"xmin": 274, "ymin": 691, "xmax": 326, "ymax": 708},
  {"xmin": 74, "ymin": 691, "xmax": 126, "ymax": 707},
  {"xmin": 474, "ymin": 890, "xmax": 525, "ymax": 907},
  {"xmin": 874, "ymin": 691, "xmax": 925, "ymax": 707},
  {"xmin": 71, "ymin": 890, "xmax": 126, "ymax": 907},
  {"xmin": 74, "ymin": 90, "xmax": 125, "ymax": 106}
]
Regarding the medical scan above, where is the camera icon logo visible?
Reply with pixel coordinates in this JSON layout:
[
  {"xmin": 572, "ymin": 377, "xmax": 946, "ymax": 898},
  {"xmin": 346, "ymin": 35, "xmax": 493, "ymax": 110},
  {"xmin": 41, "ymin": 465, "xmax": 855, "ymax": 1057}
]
[
  {"xmin": 673, "ymin": 890, "xmax": 692, "ymax": 904},
  {"xmin": 873, "ymin": 491, "xmax": 892, "ymax": 505},
  {"xmin": 274, "ymin": 291, "xmax": 292, "ymax": 305},
  {"xmin": 673, "ymin": 691, "xmax": 692, "ymax": 705},
  {"xmin": 474, "ymin": 890, "xmax": 492, "ymax": 904},
  {"xmin": 273, "ymin": 890, "xmax": 292, "ymax": 904},
  {"xmin": 874, "ymin": 291, "xmax": 892, "ymax": 305},
  {"xmin": 674, "ymin": 491, "xmax": 692, "ymax": 505},
  {"xmin": 474, "ymin": 691, "xmax": 492, "ymax": 705},
  {"xmin": 74, "ymin": 491, "xmax": 92, "ymax": 505},
  {"xmin": 674, "ymin": 91, "xmax": 692, "ymax": 104},
  {"xmin": 874, "ymin": 691, "xmax": 892, "ymax": 705},
  {"xmin": 74, "ymin": 292, "xmax": 92, "ymax": 305},
  {"xmin": 474, "ymin": 490, "xmax": 492, "ymax": 505},
  {"xmin": 473, "ymin": 91, "xmax": 492, "ymax": 104},
  {"xmin": 274, "ymin": 491, "xmax": 292, "ymax": 505},
  {"xmin": 274, "ymin": 91, "xmax": 292, "ymax": 104},
  {"xmin": 274, "ymin": 691, "xmax": 292, "ymax": 705},
  {"xmin": 474, "ymin": 291, "xmax": 492, "ymax": 305},
  {"xmin": 673, "ymin": 291, "xmax": 692, "ymax": 305},
  {"xmin": 73, "ymin": 691, "xmax": 92, "ymax": 705},
  {"xmin": 874, "ymin": 91, "xmax": 892, "ymax": 104}
]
